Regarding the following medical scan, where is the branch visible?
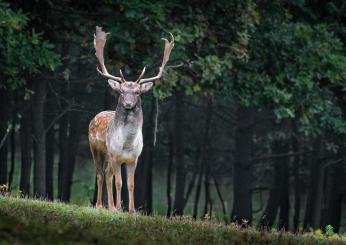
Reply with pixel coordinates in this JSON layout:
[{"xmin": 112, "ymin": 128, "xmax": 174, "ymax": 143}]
[
  {"xmin": 212, "ymin": 174, "xmax": 227, "ymax": 223},
  {"xmin": 237, "ymin": 115, "xmax": 275, "ymax": 131},
  {"xmin": 0, "ymin": 125, "xmax": 11, "ymax": 150},
  {"xmin": 183, "ymin": 167, "xmax": 198, "ymax": 208},
  {"xmin": 213, "ymin": 110, "xmax": 236, "ymax": 124},
  {"xmin": 44, "ymin": 104, "xmax": 74, "ymax": 134},
  {"xmin": 166, "ymin": 62, "xmax": 185, "ymax": 69},
  {"xmin": 47, "ymin": 81, "xmax": 70, "ymax": 106},
  {"xmin": 322, "ymin": 158, "xmax": 346, "ymax": 169},
  {"xmin": 50, "ymin": 6, "xmax": 111, "ymax": 17},
  {"xmin": 251, "ymin": 150, "xmax": 315, "ymax": 163}
]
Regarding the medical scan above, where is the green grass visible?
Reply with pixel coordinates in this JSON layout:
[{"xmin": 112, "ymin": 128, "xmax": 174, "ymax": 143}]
[
  {"xmin": 5, "ymin": 159, "xmax": 346, "ymax": 235},
  {"xmin": 0, "ymin": 197, "xmax": 343, "ymax": 245}
]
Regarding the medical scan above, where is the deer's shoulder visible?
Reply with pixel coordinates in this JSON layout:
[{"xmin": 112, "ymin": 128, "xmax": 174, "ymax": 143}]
[{"xmin": 89, "ymin": 111, "xmax": 115, "ymax": 142}]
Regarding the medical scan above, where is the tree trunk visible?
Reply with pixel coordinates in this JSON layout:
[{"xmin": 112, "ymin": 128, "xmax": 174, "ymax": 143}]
[
  {"xmin": 20, "ymin": 100, "xmax": 33, "ymax": 196},
  {"xmin": 193, "ymin": 159, "xmax": 204, "ymax": 219},
  {"xmin": 183, "ymin": 154, "xmax": 199, "ymax": 209},
  {"xmin": 213, "ymin": 174, "xmax": 228, "ymax": 223},
  {"xmin": 58, "ymin": 112, "xmax": 68, "ymax": 200},
  {"xmin": 145, "ymin": 98, "xmax": 156, "ymax": 213},
  {"xmin": 45, "ymin": 128, "xmax": 55, "ymax": 200},
  {"xmin": 64, "ymin": 113, "xmax": 81, "ymax": 201},
  {"xmin": 192, "ymin": 98, "xmax": 213, "ymax": 218},
  {"xmin": 292, "ymin": 158, "xmax": 301, "ymax": 232},
  {"xmin": 58, "ymin": 112, "xmax": 81, "ymax": 202},
  {"xmin": 8, "ymin": 112, "xmax": 16, "ymax": 189},
  {"xmin": 173, "ymin": 91, "xmax": 185, "ymax": 215},
  {"xmin": 278, "ymin": 157, "xmax": 289, "ymax": 231},
  {"xmin": 231, "ymin": 107, "xmax": 253, "ymax": 224},
  {"xmin": 145, "ymin": 148, "xmax": 154, "ymax": 214},
  {"xmin": 303, "ymin": 137, "xmax": 322, "ymax": 229},
  {"xmin": 166, "ymin": 133, "xmax": 173, "ymax": 217},
  {"xmin": 58, "ymin": 83, "xmax": 69, "ymax": 201},
  {"xmin": 321, "ymin": 163, "xmax": 344, "ymax": 232},
  {"xmin": 203, "ymin": 164, "xmax": 211, "ymax": 218},
  {"xmin": 45, "ymin": 93, "xmax": 56, "ymax": 200},
  {"xmin": 258, "ymin": 158, "xmax": 282, "ymax": 229},
  {"xmin": 32, "ymin": 79, "xmax": 47, "ymax": 198},
  {"xmin": 291, "ymin": 121, "xmax": 301, "ymax": 232},
  {"xmin": 134, "ymin": 96, "xmax": 155, "ymax": 213},
  {"xmin": 258, "ymin": 139, "xmax": 289, "ymax": 230},
  {"xmin": 0, "ymin": 89, "xmax": 9, "ymax": 186}
]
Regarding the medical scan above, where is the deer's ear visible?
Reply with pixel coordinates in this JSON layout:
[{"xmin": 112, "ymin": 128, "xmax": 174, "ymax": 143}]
[
  {"xmin": 108, "ymin": 79, "xmax": 121, "ymax": 92},
  {"xmin": 140, "ymin": 82, "xmax": 153, "ymax": 93}
]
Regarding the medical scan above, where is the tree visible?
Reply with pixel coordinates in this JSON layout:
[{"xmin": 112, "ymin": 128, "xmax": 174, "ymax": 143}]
[{"xmin": 0, "ymin": 1, "xmax": 60, "ymax": 196}]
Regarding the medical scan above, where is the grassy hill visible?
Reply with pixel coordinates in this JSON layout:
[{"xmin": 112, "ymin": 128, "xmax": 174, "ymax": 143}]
[{"xmin": 0, "ymin": 197, "xmax": 343, "ymax": 244}]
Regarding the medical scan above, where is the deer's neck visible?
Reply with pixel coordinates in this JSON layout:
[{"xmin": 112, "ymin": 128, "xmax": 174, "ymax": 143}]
[
  {"xmin": 106, "ymin": 98, "xmax": 144, "ymax": 159},
  {"xmin": 108, "ymin": 98, "xmax": 143, "ymax": 146}
]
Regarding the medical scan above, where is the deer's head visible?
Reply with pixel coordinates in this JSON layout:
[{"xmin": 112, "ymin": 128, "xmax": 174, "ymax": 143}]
[
  {"xmin": 107, "ymin": 80, "xmax": 152, "ymax": 109},
  {"xmin": 94, "ymin": 26, "xmax": 174, "ymax": 110}
]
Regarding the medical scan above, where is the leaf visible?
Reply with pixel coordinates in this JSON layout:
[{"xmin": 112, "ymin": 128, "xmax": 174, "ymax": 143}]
[{"xmin": 193, "ymin": 83, "xmax": 201, "ymax": 93}]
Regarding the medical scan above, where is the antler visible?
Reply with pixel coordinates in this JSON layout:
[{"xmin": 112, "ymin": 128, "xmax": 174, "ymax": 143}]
[
  {"xmin": 138, "ymin": 33, "xmax": 175, "ymax": 84},
  {"xmin": 119, "ymin": 69, "xmax": 128, "ymax": 83},
  {"xmin": 135, "ymin": 67, "xmax": 146, "ymax": 83},
  {"xmin": 94, "ymin": 26, "xmax": 123, "ymax": 83}
]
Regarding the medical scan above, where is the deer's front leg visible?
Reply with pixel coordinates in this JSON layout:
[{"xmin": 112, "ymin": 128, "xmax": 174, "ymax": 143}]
[
  {"xmin": 126, "ymin": 162, "xmax": 137, "ymax": 213},
  {"xmin": 113, "ymin": 163, "xmax": 122, "ymax": 210},
  {"xmin": 105, "ymin": 159, "xmax": 115, "ymax": 211}
]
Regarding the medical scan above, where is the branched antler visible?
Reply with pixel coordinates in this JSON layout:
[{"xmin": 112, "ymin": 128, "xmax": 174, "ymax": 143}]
[
  {"xmin": 94, "ymin": 27, "xmax": 174, "ymax": 84},
  {"xmin": 138, "ymin": 33, "xmax": 175, "ymax": 84},
  {"xmin": 94, "ymin": 26, "xmax": 123, "ymax": 82}
]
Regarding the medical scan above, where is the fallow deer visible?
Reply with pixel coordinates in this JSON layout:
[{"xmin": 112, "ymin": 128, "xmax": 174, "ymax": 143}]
[{"xmin": 89, "ymin": 26, "xmax": 174, "ymax": 212}]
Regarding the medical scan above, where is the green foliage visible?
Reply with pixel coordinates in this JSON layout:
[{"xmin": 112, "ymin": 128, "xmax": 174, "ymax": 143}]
[
  {"xmin": 325, "ymin": 225, "xmax": 335, "ymax": 237},
  {"xmin": 100, "ymin": 0, "xmax": 345, "ymax": 135},
  {"xmin": 2, "ymin": 0, "xmax": 346, "ymax": 135},
  {"xmin": 98, "ymin": 1, "xmax": 255, "ymax": 99},
  {"xmin": 0, "ymin": 1, "xmax": 60, "ymax": 90},
  {"xmin": 231, "ymin": 8, "xmax": 346, "ymax": 134}
]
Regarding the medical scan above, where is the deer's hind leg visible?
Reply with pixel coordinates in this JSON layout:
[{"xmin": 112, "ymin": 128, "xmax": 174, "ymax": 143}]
[{"xmin": 90, "ymin": 146, "xmax": 105, "ymax": 209}]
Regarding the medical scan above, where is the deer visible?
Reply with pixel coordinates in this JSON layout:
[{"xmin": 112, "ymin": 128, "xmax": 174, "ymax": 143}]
[{"xmin": 89, "ymin": 26, "xmax": 174, "ymax": 212}]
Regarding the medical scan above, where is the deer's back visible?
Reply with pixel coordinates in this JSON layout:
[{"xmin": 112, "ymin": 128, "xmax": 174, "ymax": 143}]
[{"xmin": 88, "ymin": 111, "xmax": 114, "ymax": 154}]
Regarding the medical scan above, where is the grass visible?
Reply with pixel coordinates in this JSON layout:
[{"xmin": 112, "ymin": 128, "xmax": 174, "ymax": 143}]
[
  {"xmin": 7, "ymin": 158, "xmax": 234, "ymax": 218},
  {"xmin": 0, "ymin": 197, "xmax": 344, "ymax": 245},
  {"xmin": 5, "ymin": 159, "xmax": 346, "ymax": 237}
]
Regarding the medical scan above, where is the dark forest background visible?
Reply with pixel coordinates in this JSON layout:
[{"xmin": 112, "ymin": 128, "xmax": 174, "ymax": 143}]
[{"xmin": 1, "ymin": 0, "xmax": 346, "ymax": 233}]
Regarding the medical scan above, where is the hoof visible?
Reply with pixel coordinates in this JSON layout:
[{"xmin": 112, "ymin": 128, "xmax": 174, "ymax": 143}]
[
  {"xmin": 129, "ymin": 209, "xmax": 137, "ymax": 214},
  {"xmin": 108, "ymin": 206, "xmax": 116, "ymax": 212},
  {"xmin": 110, "ymin": 206, "xmax": 122, "ymax": 212},
  {"xmin": 95, "ymin": 203, "xmax": 103, "ymax": 209}
]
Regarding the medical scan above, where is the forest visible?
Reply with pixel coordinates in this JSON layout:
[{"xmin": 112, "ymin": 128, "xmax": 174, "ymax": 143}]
[{"xmin": 1, "ymin": 0, "xmax": 346, "ymax": 237}]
